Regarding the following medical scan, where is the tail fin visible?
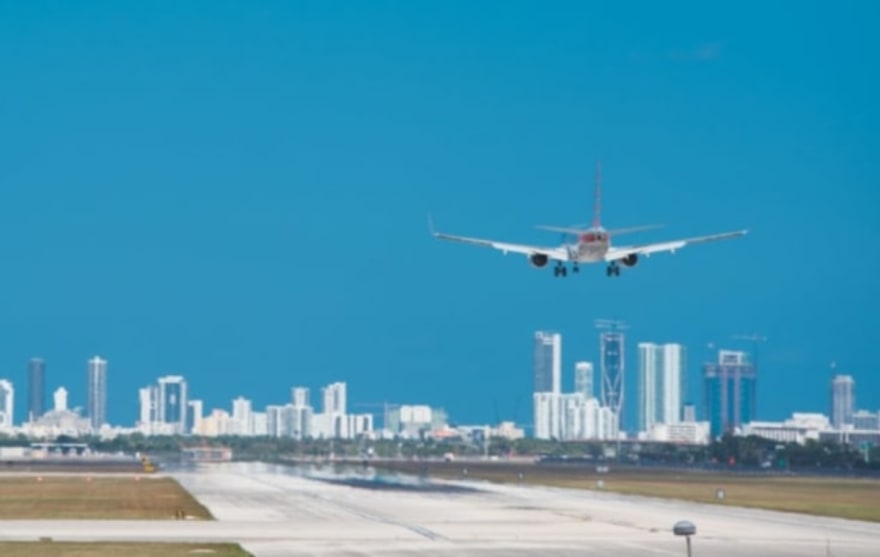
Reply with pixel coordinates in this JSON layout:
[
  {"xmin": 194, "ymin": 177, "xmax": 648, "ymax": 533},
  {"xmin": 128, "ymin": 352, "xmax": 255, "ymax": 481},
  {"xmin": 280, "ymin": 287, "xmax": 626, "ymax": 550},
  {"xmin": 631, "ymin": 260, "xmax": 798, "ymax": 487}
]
[{"xmin": 592, "ymin": 161, "xmax": 602, "ymax": 228}]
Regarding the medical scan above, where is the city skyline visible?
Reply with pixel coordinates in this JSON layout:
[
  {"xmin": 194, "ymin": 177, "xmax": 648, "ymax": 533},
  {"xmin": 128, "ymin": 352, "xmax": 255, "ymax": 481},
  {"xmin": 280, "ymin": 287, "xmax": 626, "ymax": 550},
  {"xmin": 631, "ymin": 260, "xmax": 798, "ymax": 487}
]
[
  {"xmin": 1, "ymin": 337, "xmax": 877, "ymax": 446},
  {"xmin": 0, "ymin": 3, "xmax": 877, "ymax": 429},
  {"xmin": 0, "ymin": 328, "xmax": 875, "ymax": 432}
]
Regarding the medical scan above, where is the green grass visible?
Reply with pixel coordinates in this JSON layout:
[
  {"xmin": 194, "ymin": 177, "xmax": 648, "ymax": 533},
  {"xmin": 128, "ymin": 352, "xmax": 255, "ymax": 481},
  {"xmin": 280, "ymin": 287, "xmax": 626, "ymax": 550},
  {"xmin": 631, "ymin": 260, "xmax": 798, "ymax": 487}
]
[
  {"xmin": 0, "ymin": 542, "xmax": 251, "ymax": 557},
  {"xmin": 370, "ymin": 460, "xmax": 880, "ymax": 522},
  {"xmin": 0, "ymin": 476, "xmax": 213, "ymax": 520}
]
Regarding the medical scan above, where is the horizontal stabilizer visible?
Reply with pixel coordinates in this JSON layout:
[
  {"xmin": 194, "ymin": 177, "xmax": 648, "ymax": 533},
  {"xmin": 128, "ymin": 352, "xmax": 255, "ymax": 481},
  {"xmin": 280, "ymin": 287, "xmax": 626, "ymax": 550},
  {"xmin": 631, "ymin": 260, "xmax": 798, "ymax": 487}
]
[
  {"xmin": 606, "ymin": 224, "xmax": 665, "ymax": 236},
  {"xmin": 534, "ymin": 225, "xmax": 592, "ymax": 236},
  {"xmin": 535, "ymin": 224, "xmax": 664, "ymax": 236}
]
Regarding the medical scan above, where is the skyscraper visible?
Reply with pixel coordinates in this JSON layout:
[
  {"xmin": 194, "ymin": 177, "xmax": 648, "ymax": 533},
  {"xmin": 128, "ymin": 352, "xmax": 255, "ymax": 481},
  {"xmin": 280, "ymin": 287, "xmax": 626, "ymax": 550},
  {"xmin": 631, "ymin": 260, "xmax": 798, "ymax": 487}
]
[
  {"xmin": 830, "ymin": 374, "xmax": 855, "ymax": 429},
  {"xmin": 0, "ymin": 380, "xmax": 13, "ymax": 429},
  {"xmin": 27, "ymin": 357, "xmax": 45, "ymax": 423},
  {"xmin": 574, "ymin": 361, "xmax": 594, "ymax": 399},
  {"xmin": 54, "ymin": 387, "xmax": 68, "ymax": 412},
  {"xmin": 322, "ymin": 382, "xmax": 347, "ymax": 414},
  {"xmin": 638, "ymin": 343, "xmax": 686, "ymax": 433},
  {"xmin": 139, "ymin": 385, "xmax": 158, "ymax": 427},
  {"xmin": 290, "ymin": 387, "xmax": 314, "ymax": 440},
  {"xmin": 187, "ymin": 399, "xmax": 203, "ymax": 434},
  {"xmin": 158, "ymin": 375, "xmax": 187, "ymax": 434},
  {"xmin": 292, "ymin": 387, "xmax": 310, "ymax": 407},
  {"xmin": 599, "ymin": 328, "xmax": 625, "ymax": 417},
  {"xmin": 533, "ymin": 331, "xmax": 561, "ymax": 394},
  {"xmin": 703, "ymin": 350, "xmax": 756, "ymax": 437},
  {"xmin": 232, "ymin": 396, "xmax": 253, "ymax": 436},
  {"xmin": 533, "ymin": 392, "xmax": 561, "ymax": 440},
  {"xmin": 533, "ymin": 331, "xmax": 562, "ymax": 439},
  {"xmin": 87, "ymin": 356, "xmax": 108, "ymax": 430}
]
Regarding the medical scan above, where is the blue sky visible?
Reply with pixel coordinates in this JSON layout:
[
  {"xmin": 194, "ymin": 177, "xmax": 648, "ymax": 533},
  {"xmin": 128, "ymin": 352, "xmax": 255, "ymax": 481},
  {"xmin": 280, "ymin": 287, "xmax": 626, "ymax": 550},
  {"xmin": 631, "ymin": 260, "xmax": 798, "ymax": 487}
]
[{"xmin": 1, "ymin": 2, "xmax": 877, "ymax": 430}]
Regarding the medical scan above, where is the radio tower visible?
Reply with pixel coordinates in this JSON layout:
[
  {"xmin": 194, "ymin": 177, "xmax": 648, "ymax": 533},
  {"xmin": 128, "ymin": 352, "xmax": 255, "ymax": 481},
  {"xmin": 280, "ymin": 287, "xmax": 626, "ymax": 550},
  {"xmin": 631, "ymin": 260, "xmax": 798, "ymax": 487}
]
[{"xmin": 596, "ymin": 318, "xmax": 628, "ymax": 423}]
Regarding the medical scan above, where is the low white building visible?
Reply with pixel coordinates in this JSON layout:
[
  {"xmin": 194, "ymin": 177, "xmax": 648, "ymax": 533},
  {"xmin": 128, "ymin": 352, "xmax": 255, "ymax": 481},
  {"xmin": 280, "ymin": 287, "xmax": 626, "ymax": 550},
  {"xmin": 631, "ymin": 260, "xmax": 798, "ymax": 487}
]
[
  {"xmin": 646, "ymin": 421, "xmax": 711, "ymax": 445},
  {"xmin": 742, "ymin": 413, "xmax": 832, "ymax": 444}
]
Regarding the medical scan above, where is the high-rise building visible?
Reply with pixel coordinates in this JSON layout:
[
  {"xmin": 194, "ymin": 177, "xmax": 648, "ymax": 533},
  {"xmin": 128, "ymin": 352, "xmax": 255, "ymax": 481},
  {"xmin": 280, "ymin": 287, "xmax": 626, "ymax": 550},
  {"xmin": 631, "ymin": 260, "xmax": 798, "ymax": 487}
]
[
  {"xmin": 293, "ymin": 405, "xmax": 313, "ymax": 439},
  {"xmin": 322, "ymin": 382, "xmax": 346, "ymax": 414},
  {"xmin": 533, "ymin": 392, "xmax": 561, "ymax": 440},
  {"xmin": 830, "ymin": 374, "xmax": 855, "ymax": 429},
  {"xmin": 54, "ymin": 387, "xmax": 68, "ymax": 412},
  {"xmin": 318, "ymin": 382, "xmax": 347, "ymax": 439},
  {"xmin": 232, "ymin": 396, "xmax": 253, "ymax": 435},
  {"xmin": 574, "ymin": 361, "xmax": 594, "ymax": 399},
  {"xmin": 0, "ymin": 379, "xmax": 13, "ymax": 429},
  {"xmin": 158, "ymin": 375, "xmax": 187, "ymax": 433},
  {"xmin": 557, "ymin": 393, "xmax": 619, "ymax": 441},
  {"xmin": 533, "ymin": 331, "xmax": 562, "ymax": 394},
  {"xmin": 290, "ymin": 387, "xmax": 314, "ymax": 439},
  {"xmin": 187, "ymin": 399, "xmax": 203, "ymax": 434},
  {"xmin": 533, "ymin": 331, "xmax": 562, "ymax": 438},
  {"xmin": 27, "ymin": 357, "xmax": 45, "ymax": 423},
  {"xmin": 638, "ymin": 343, "xmax": 686, "ymax": 433},
  {"xmin": 266, "ymin": 405, "xmax": 283, "ymax": 437},
  {"xmin": 292, "ymin": 387, "xmax": 310, "ymax": 407},
  {"xmin": 599, "ymin": 328, "xmax": 625, "ymax": 417},
  {"xmin": 703, "ymin": 350, "xmax": 756, "ymax": 437},
  {"xmin": 139, "ymin": 386, "xmax": 158, "ymax": 427},
  {"xmin": 87, "ymin": 356, "xmax": 108, "ymax": 430}
]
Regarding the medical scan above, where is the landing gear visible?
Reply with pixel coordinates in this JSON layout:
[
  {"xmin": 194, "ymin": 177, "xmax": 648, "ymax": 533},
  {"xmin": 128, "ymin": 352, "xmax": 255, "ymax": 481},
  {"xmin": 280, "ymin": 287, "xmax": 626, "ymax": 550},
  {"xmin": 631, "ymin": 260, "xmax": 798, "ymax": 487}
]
[
  {"xmin": 572, "ymin": 263, "xmax": 580, "ymax": 274},
  {"xmin": 606, "ymin": 263, "xmax": 621, "ymax": 277},
  {"xmin": 553, "ymin": 263, "xmax": 568, "ymax": 277}
]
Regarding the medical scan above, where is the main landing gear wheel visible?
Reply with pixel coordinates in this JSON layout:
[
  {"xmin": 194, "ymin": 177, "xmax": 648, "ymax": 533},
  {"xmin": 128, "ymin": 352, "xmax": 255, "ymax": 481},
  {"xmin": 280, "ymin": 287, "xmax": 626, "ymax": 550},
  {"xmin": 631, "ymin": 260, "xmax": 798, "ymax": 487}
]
[
  {"xmin": 606, "ymin": 264, "xmax": 621, "ymax": 277},
  {"xmin": 553, "ymin": 264, "xmax": 568, "ymax": 277}
]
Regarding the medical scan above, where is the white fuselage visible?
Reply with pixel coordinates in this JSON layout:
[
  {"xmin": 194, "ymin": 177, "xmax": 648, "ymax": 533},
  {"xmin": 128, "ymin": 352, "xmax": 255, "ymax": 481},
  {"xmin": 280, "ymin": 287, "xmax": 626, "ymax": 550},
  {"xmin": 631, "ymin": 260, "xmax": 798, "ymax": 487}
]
[{"xmin": 568, "ymin": 230, "xmax": 610, "ymax": 263}]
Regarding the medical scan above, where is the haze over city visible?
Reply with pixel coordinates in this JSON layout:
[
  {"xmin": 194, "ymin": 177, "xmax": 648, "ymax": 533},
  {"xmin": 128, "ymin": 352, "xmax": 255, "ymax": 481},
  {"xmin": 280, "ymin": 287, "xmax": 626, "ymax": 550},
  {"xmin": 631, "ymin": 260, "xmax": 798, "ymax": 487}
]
[{"xmin": 0, "ymin": 2, "xmax": 877, "ymax": 429}]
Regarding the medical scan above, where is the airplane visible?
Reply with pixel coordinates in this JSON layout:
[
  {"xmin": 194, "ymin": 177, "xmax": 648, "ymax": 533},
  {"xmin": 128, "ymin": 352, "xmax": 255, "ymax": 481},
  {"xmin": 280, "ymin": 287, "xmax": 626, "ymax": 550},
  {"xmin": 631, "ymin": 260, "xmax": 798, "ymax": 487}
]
[{"xmin": 429, "ymin": 163, "xmax": 748, "ymax": 277}]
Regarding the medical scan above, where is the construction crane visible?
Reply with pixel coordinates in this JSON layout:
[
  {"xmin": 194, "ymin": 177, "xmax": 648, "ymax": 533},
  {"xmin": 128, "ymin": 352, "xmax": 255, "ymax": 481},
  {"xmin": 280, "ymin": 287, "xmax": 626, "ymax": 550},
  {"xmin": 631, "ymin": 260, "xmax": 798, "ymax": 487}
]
[{"xmin": 731, "ymin": 333, "xmax": 767, "ymax": 369}]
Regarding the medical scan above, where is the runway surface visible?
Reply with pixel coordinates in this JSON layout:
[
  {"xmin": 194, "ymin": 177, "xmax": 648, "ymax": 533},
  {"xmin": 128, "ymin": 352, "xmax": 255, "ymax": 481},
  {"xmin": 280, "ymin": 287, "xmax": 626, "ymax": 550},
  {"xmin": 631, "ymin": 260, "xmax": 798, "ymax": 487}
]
[{"xmin": 1, "ymin": 461, "xmax": 878, "ymax": 556}]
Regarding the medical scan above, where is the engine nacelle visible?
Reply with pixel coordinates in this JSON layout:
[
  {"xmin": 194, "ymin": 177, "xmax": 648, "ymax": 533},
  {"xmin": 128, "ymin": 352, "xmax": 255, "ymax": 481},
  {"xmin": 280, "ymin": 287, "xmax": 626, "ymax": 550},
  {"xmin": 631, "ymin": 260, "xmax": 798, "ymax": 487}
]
[
  {"xmin": 621, "ymin": 253, "xmax": 638, "ymax": 267},
  {"xmin": 529, "ymin": 253, "xmax": 549, "ymax": 268}
]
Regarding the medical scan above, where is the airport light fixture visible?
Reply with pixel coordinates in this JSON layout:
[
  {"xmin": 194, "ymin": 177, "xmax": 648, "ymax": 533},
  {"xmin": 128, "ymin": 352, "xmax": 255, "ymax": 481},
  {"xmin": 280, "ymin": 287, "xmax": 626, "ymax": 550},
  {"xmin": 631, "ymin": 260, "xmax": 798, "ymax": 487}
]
[{"xmin": 673, "ymin": 520, "xmax": 696, "ymax": 557}]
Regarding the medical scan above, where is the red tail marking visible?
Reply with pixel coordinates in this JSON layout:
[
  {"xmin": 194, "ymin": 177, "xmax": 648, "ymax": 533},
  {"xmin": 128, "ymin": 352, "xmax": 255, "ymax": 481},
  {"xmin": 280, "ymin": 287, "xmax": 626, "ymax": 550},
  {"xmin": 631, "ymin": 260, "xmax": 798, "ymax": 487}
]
[{"xmin": 592, "ymin": 160, "xmax": 602, "ymax": 228}]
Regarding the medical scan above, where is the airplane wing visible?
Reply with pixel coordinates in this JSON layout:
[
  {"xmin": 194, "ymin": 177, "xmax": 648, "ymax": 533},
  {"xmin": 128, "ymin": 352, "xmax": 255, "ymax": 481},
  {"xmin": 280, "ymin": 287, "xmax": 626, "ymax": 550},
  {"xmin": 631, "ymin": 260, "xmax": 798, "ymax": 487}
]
[
  {"xmin": 605, "ymin": 229, "xmax": 748, "ymax": 262},
  {"xmin": 430, "ymin": 217, "xmax": 571, "ymax": 262}
]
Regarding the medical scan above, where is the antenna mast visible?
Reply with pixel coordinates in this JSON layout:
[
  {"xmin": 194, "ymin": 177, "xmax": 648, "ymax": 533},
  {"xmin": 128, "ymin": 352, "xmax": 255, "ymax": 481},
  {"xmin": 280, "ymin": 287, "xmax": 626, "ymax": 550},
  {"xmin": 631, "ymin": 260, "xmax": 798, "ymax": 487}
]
[{"xmin": 592, "ymin": 160, "xmax": 602, "ymax": 228}]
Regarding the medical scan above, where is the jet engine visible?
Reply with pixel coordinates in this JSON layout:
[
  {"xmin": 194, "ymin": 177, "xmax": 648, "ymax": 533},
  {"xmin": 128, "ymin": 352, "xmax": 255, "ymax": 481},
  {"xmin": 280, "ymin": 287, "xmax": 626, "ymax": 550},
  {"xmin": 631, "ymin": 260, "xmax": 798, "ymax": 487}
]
[
  {"xmin": 529, "ymin": 253, "xmax": 549, "ymax": 268},
  {"xmin": 621, "ymin": 253, "xmax": 638, "ymax": 267}
]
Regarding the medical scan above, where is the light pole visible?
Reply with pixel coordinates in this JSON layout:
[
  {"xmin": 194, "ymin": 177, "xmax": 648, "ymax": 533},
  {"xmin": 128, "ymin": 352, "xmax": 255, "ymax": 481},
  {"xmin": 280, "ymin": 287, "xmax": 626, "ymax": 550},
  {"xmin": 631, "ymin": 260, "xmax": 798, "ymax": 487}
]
[{"xmin": 673, "ymin": 520, "xmax": 696, "ymax": 557}]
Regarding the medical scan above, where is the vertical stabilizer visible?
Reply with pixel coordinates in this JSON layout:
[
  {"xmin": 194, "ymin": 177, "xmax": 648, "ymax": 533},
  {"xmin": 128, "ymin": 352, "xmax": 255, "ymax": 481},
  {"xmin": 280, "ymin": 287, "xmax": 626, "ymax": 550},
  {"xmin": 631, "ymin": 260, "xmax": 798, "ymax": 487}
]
[{"xmin": 592, "ymin": 161, "xmax": 602, "ymax": 228}]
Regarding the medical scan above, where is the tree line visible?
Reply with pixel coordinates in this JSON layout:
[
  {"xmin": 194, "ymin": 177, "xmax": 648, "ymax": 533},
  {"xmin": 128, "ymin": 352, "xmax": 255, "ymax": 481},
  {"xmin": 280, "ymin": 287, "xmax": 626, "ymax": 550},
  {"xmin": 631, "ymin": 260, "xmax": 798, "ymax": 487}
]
[{"xmin": 2, "ymin": 432, "xmax": 878, "ymax": 473}]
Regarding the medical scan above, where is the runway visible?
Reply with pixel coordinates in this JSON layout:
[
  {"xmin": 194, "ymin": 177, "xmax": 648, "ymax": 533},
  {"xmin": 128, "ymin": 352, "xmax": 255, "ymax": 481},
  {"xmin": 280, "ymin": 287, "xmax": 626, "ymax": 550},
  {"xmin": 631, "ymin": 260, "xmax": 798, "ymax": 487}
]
[{"xmin": 1, "ymin": 462, "xmax": 878, "ymax": 556}]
